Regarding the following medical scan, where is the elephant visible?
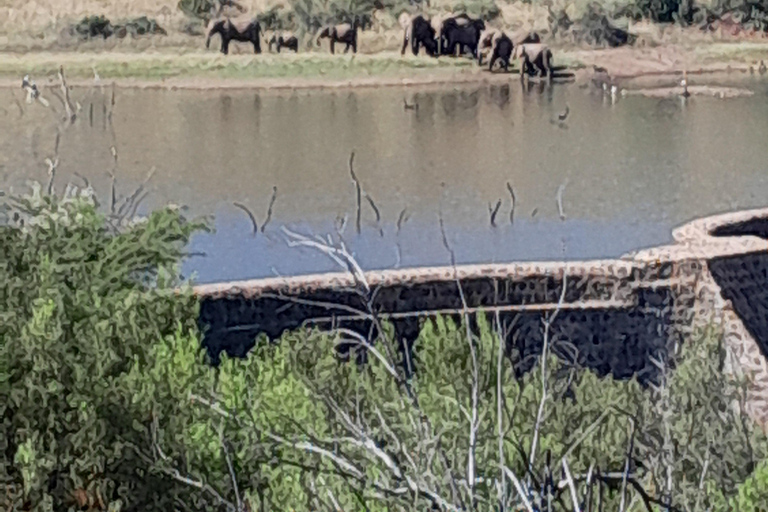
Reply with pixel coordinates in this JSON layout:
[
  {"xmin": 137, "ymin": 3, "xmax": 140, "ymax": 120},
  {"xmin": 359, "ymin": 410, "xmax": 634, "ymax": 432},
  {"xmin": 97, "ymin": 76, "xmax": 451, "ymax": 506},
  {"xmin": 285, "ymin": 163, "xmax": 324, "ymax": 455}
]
[
  {"xmin": 205, "ymin": 17, "xmax": 262, "ymax": 55},
  {"xmin": 268, "ymin": 32, "xmax": 299, "ymax": 53},
  {"xmin": 486, "ymin": 31, "xmax": 514, "ymax": 72},
  {"xmin": 429, "ymin": 13, "xmax": 472, "ymax": 55},
  {"xmin": 440, "ymin": 15, "xmax": 485, "ymax": 58},
  {"xmin": 399, "ymin": 13, "xmax": 438, "ymax": 57},
  {"xmin": 512, "ymin": 30, "xmax": 541, "ymax": 46},
  {"xmin": 316, "ymin": 22, "xmax": 358, "ymax": 54},
  {"xmin": 513, "ymin": 43, "xmax": 553, "ymax": 79},
  {"xmin": 477, "ymin": 27, "xmax": 501, "ymax": 65}
]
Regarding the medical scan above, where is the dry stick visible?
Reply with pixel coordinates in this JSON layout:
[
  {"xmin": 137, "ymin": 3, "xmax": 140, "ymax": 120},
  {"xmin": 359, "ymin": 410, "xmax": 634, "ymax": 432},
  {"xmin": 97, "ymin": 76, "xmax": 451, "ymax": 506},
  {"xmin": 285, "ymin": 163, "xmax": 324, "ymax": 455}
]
[
  {"xmin": 349, "ymin": 151, "xmax": 362, "ymax": 234},
  {"xmin": 73, "ymin": 172, "xmax": 90, "ymax": 189},
  {"xmin": 619, "ymin": 418, "xmax": 637, "ymax": 512},
  {"xmin": 495, "ymin": 309, "xmax": 507, "ymax": 511},
  {"xmin": 395, "ymin": 208, "xmax": 409, "ymax": 268},
  {"xmin": 218, "ymin": 426, "xmax": 242, "ymax": 512},
  {"xmin": 585, "ymin": 464, "xmax": 595, "ymax": 512},
  {"xmin": 693, "ymin": 446, "xmax": 711, "ymax": 512},
  {"xmin": 556, "ymin": 180, "xmax": 568, "ymax": 221},
  {"xmin": 261, "ymin": 186, "xmax": 278, "ymax": 233},
  {"xmin": 117, "ymin": 167, "xmax": 156, "ymax": 219},
  {"xmin": 364, "ymin": 193, "xmax": 384, "ymax": 237},
  {"xmin": 528, "ymin": 267, "xmax": 568, "ymax": 477},
  {"xmin": 562, "ymin": 459, "xmax": 581, "ymax": 512},
  {"xmin": 506, "ymin": 182, "xmax": 516, "ymax": 224},
  {"xmin": 438, "ymin": 208, "xmax": 479, "ymax": 510},
  {"xmin": 45, "ymin": 130, "xmax": 61, "ymax": 196},
  {"xmin": 489, "ymin": 199, "xmax": 502, "ymax": 227},
  {"xmin": 233, "ymin": 202, "xmax": 259, "ymax": 235},
  {"xmin": 108, "ymin": 82, "xmax": 116, "ymax": 124},
  {"xmin": 58, "ymin": 66, "xmax": 76, "ymax": 124}
]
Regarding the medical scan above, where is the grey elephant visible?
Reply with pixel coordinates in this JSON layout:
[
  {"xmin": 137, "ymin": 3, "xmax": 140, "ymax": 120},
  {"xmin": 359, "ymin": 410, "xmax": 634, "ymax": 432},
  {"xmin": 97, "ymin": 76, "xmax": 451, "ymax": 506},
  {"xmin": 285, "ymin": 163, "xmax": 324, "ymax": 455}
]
[
  {"xmin": 268, "ymin": 31, "xmax": 299, "ymax": 52},
  {"xmin": 399, "ymin": 13, "xmax": 438, "ymax": 57},
  {"xmin": 514, "ymin": 43, "xmax": 553, "ymax": 79},
  {"xmin": 486, "ymin": 31, "xmax": 514, "ymax": 72},
  {"xmin": 440, "ymin": 15, "xmax": 485, "ymax": 58},
  {"xmin": 316, "ymin": 22, "xmax": 358, "ymax": 54},
  {"xmin": 205, "ymin": 17, "xmax": 262, "ymax": 54}
]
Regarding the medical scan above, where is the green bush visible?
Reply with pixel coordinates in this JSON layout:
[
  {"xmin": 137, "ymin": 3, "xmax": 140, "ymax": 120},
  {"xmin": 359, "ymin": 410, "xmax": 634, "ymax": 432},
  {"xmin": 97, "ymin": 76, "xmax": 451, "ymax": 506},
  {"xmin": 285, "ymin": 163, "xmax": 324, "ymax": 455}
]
[{"xmin": 0, "ymin": 183, "xmax": 209, "ymax": 510}]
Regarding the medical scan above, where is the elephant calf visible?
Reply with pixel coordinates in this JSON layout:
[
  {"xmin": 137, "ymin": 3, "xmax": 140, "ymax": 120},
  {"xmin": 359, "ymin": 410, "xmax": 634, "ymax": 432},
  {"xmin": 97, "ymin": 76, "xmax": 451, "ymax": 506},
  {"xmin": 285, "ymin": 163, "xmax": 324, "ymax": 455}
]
[
  {"xmin": 206, "ymin": 17, "xmax": 262, "ymax": 55},
  {"xmin": 486, "ymin": 32, "xmax": 514, "ymax": 72},
  {"xmin": 514, "ymin": 43, "xmax": 553, "ymax": 79},
  {"xmin": 316, "ymin": 22, "xmax": 358, "ymax": 54},
  {"xmin": 399, "ymin": 13, "xmax": 438, "ymax": 57},
  {"xmin": 268, "ymin": 32, "xmax": 299, "ymax": 53}
]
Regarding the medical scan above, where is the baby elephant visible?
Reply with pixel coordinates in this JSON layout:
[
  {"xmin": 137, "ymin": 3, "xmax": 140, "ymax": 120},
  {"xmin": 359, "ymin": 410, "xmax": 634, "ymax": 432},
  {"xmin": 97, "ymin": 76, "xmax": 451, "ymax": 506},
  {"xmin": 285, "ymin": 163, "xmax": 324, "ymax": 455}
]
[
  {"xmin": 316, "ymin": 22, "xmax": 358, "ymax": 54},
  {"xmin": 486, "ymin": 32, "xmax": 514, "ymax": 72},
  {"xmin": 514, "ymin": 43, "xmax": 553, "ymax": 79},
  {"xmin": 206, "ymin": 17, "xmax": 262, "ymax": 55},
  {"xmin": 268, "ymin": 32, "xmax": 299, "ymax": 53}
]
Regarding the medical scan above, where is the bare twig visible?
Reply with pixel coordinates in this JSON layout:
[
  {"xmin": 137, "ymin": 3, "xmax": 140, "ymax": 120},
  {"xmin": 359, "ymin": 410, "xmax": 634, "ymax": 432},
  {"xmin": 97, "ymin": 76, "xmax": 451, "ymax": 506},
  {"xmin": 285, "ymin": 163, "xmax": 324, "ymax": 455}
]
[
  {"xmin": 219, "ymin": 425, "xmax": 242, "ymax": 511},
  {"xmin": 489, "ymin": 199, "xmax": 502, "ymax": 227},
  {"xmin": 364, "ymin": 193, "xmax": 384, "ymax": 237},
  {"xmin": 529, "ymin": 267, "xmax": 568, "ymax": 474},
  {"xmin": 562, "ymin": 459, "xmax": 581, "ymax": 512},
  {"xmin": 506, "ymin": 182, "xmax": 516, "ymax": 224},
  {"xmin": 694, "ymin": 444, "xmax": 711, "ymax": 512},
  {"xmin": 556, "ymin": 180, "xmax": 568, "ymax": 221},
  {"xmin": 619, "ymin": 418, "xmax": 637, "ymax": 512},
  {"xmin": 58, "ymin": 66, "xmax": 76, "ymax": 124},
  {"xmin": 233, "ymin": 202, "xmax": 259, "ymax": 235},
  {"xmin": 73, "ymin": 172, "xmax": 90, "ymax": 189},
  {"xmin": 349, "ymin": 151, "xmax": 362, "ymax": 234},
  {"xmin": 261, "ymin": 186, "xmax": 278, "ymax": 232}
]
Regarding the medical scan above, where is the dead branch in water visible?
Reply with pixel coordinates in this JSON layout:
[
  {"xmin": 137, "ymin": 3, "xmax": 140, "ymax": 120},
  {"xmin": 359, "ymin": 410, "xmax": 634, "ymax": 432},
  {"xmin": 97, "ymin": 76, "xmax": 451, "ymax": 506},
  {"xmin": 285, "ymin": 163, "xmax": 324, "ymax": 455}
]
[
  {"xmin": 261, "ymin": 186, "xmax": 278, "ymax": 233},
  {"xmin": 233, "ymin": 202, "xmax": 259, "ymax": 235},
  {"xmin": 58, "ymin": 66, "xmax": 76, "ymax": 124},
  {"xmin": 556, "ymin": 180, "xmax": 568, "ymax": 221},
  {"xmin": 349, "ymin": 151, "xmax": 362, "ymax": 234},
  {"xmin": 489, "ymin": 199, "xmax": 502, "ymax": 227},
  {"xmin": 45, "ymin": 130, "xmax": 61, "ymax": 197},
  {"xmin": 506, "ymin": 182, "xmax": 516, "ymax": 224},
  {"xmin": 364, "ymin": 194, "xmax": 384, "ymax": 237},
  {"xmin": 116, "ymin": 167, "xmax": 157, "ymax": 221}
]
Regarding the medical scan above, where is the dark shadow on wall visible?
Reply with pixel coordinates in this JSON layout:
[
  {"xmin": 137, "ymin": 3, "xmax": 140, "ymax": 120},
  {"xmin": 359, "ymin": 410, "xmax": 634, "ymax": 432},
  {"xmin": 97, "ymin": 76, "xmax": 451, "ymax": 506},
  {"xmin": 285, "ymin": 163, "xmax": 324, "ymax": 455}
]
[
  {"xmin": 197, "ymin": 275, "xmax": 677, "ymax": 386},
  {"xmin": 709, "ymin": 252, "xmax": 768, "ymax": 357}
]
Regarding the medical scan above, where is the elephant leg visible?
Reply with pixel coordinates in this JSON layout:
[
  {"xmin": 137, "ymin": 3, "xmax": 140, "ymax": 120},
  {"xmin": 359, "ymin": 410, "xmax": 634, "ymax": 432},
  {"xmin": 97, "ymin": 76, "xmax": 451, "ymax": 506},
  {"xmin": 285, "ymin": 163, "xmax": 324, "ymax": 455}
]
[
  {"xmin": 330, "ymin": 39, "xmax": 335, "ymax": 54},
  {"xmin": 221, "ymin": 37, "xmax": 230, "ymax": 55},
  {"xmin": 401, "ymin": 35, "xmax": 409, "ymax": 55},
  {"xmin": 412, "ymin": 38, "xmax": 419, "ymax": 56},
  {"xmin": 489, "ymin": 50, "xmax": 498, "ymax": 72},
  {"xmin": 344, "ymin": 43, "xmax": 350, "ymax": 53},
  {"xmin": 352, "ymin": 38, "xmax": 357, "ymax": 53}
]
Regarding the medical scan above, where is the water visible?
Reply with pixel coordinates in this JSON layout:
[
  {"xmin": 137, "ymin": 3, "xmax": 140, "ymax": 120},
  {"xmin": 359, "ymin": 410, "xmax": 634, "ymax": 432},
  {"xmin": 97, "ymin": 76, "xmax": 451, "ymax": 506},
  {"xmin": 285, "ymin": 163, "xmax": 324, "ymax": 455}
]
[{"xmin": 2, "ymin": 76, "xmax": 768, "ymax": 284}]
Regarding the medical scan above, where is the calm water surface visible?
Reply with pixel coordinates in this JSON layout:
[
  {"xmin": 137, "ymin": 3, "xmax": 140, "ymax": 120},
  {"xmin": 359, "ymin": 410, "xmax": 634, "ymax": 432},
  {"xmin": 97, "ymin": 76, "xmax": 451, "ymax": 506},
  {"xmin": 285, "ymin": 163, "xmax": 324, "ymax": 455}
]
[{"xmin": 2, "ymin": 76, "xmax": 768, "ymax": 283}]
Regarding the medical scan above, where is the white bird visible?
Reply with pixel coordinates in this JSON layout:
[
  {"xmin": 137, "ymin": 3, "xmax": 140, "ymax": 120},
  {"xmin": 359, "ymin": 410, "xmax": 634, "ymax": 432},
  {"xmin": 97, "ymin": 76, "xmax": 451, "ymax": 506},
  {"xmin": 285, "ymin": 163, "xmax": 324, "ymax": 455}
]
[
  {"xmin": 21, "ymin": 75, "xmax": 49, "ymax": 107},
  {"xmin": 680, "ymin": 78, "xmax": 690, "ymax": 98},
  {"xmin": 22, "ymin": 75, "xmax": 39, "ymax": 102}
]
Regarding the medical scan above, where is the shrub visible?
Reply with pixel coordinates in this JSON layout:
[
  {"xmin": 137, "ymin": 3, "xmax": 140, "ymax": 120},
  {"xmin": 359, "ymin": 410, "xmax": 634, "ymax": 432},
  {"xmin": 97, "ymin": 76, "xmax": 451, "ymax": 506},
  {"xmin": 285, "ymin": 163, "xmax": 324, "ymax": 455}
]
[{"xmin": 0, "ymin": 183, "xmax": 208, "ymax": 510}]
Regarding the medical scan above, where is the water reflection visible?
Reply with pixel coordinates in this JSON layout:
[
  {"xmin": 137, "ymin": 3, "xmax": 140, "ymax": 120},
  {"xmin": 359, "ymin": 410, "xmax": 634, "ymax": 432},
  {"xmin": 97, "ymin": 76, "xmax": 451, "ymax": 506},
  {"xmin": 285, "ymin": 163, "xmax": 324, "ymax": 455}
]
[{"xmin": 1, "ymin": 79, "xmax": 768, "ymax": 283}]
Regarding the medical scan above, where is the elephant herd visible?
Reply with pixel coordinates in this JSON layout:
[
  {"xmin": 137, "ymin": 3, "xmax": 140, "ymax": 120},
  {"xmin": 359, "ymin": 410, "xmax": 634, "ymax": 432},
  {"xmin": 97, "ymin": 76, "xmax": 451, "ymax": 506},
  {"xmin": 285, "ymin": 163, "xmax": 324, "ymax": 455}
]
[
  {"xmin": 204, "ymin": 12, "xmax": 554, "ymax": 79},
  {"xmin": 399, "ymin": 12, "xmax": 554, "ymax": 78},
  {"xmin": 205, "ymin": 17, "xmax": 358, "ymax": 55}
]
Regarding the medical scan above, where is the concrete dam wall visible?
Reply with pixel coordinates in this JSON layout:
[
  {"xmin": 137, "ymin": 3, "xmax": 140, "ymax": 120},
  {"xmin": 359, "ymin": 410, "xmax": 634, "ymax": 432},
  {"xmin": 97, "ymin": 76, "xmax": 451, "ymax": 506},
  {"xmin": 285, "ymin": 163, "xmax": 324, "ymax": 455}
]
[{"xmin": 193, "ymin": 207, "xmax": 768, "ymax": 429}]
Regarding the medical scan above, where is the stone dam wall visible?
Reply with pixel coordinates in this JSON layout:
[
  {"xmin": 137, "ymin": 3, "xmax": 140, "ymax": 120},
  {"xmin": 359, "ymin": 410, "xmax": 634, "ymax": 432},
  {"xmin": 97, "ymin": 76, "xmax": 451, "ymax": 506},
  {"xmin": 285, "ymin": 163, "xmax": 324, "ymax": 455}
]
[{"xmin": 193, "ymin": 207, "xmax": 768, "ymax": 429}]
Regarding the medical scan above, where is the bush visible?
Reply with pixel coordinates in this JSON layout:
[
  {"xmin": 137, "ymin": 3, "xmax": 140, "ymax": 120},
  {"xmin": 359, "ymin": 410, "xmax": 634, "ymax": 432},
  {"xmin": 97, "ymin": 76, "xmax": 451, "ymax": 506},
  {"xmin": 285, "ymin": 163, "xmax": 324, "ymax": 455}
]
[{"xmin": 0, "ymin": 183, "xmax": 208, "ymax": 510}]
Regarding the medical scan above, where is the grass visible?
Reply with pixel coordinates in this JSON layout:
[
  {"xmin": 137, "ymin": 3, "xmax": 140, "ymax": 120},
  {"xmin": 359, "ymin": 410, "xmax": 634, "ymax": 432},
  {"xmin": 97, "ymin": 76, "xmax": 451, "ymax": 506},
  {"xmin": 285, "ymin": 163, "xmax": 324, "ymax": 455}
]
[{"xmin": 0, "ymin": 50, "xmax": 479, "ymax": 81}]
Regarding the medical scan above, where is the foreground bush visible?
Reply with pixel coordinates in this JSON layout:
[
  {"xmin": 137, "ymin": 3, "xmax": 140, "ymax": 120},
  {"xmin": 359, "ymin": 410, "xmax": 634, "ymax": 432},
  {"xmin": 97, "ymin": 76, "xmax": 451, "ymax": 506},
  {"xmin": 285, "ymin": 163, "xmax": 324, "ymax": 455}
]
[{"xmin": 2, "ymin": 184, "xmax": 768, "ymax": 511}]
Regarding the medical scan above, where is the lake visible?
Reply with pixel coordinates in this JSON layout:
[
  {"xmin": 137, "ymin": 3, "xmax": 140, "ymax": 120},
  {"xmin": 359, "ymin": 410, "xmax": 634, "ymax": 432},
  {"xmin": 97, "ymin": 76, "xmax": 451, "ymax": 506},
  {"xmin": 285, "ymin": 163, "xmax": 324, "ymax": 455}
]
[{"xmin": 2, "ymin": 75, "xmax": 768, "ymax": 284}]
